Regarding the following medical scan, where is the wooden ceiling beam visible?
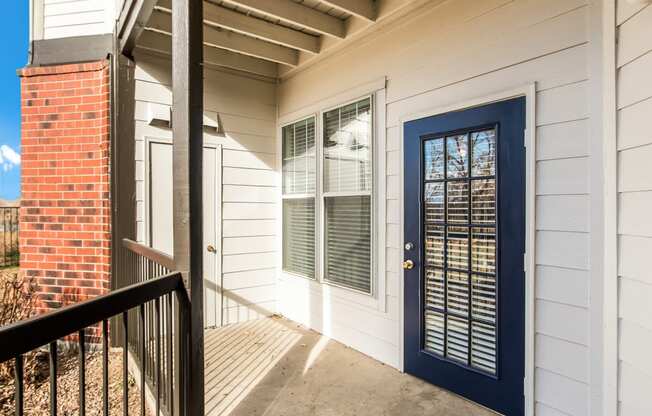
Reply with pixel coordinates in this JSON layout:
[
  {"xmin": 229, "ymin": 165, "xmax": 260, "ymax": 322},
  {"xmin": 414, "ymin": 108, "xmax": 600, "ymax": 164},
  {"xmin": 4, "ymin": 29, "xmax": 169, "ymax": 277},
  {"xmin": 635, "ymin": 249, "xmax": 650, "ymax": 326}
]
[
  {"xmin": 136, "ymin": 30, "xmax": 278, "ymax": 78},
  {"xmin": 157, "ymin": 0, "xmax": 320, "ymax": 54},
  {"xmin": 118, "ymin": 0, "xmax": 158, "ymax": 54},
  {"xmin": 319, "ymin": 0, "xmax": 376, "ymax": 21},
  {"xmin": 148, "ymin": 10, "xmax": 298, "ymax": 66},
  {"xmin": 223, "ymin": 0, "xmax": 346, "ymax": 38}
]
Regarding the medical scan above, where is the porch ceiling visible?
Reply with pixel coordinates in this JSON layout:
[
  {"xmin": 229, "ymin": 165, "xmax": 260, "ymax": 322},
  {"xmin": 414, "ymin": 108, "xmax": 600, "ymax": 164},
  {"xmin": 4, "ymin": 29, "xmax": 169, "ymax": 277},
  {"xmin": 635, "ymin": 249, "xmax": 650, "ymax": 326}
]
[{"xmin": 133, "ymin": 0, "xmax": 420, "ymax": 79}]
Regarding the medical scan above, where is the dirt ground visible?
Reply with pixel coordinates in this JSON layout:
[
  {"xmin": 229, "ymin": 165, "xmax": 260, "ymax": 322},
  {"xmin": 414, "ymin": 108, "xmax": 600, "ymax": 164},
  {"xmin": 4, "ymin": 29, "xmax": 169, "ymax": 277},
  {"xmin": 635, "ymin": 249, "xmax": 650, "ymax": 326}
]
[{"xmin": 0, "ymin": 349, "xmax": 151, "ymax": 416}]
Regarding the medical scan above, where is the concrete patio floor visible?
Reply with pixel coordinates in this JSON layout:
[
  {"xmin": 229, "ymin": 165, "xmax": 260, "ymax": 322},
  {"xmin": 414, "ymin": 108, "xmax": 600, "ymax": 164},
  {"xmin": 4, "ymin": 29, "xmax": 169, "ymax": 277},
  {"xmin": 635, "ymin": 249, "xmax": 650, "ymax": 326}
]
[{"xmin": 204, "ymin": 316, "xmax": 495, "ymax": 416}]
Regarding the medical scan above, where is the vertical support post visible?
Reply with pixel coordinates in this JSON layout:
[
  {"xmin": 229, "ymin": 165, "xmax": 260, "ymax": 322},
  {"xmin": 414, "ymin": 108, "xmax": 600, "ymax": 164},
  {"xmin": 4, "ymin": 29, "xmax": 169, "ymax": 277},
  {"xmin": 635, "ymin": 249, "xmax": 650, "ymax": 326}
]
[{"xmin": 172, "ymin": 0, "xmax": 204, "ymax": 415}]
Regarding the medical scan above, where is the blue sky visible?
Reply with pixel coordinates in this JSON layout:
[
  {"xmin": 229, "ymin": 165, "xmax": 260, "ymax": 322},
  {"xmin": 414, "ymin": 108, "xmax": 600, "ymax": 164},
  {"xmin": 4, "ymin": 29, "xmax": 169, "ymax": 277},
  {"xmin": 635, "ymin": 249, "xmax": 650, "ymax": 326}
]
[{"xmin": 0, "ymin": 2, "xmax": 27, "ymax": 200}]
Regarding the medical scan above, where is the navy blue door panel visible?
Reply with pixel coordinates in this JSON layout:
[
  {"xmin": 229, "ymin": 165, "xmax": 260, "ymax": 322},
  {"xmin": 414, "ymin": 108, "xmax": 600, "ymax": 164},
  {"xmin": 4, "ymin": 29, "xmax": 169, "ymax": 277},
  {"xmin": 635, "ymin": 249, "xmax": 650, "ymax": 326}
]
[{"xmin": 403, "ymin": 98, "xmax": 526, "ymax": 415}]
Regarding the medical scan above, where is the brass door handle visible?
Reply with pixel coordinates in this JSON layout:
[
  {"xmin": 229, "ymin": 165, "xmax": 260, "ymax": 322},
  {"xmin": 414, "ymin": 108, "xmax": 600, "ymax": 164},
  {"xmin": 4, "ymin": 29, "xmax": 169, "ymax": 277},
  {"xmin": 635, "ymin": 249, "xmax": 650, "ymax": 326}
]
[
  {"xmin": 402, "ymin": 259, "xmax": 414, "ymax": 270},
  {"xmin": 207, "ymin": 245, "xmax": 217, "ymax": 253}
]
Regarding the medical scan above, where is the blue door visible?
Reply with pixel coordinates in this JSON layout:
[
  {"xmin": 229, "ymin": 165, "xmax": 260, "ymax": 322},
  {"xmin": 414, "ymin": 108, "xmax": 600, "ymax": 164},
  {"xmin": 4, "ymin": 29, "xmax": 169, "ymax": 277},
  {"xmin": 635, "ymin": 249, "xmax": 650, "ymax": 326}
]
[{"xmin": 403, "ymin": 98, "xmax": 526, "ymax": 415}]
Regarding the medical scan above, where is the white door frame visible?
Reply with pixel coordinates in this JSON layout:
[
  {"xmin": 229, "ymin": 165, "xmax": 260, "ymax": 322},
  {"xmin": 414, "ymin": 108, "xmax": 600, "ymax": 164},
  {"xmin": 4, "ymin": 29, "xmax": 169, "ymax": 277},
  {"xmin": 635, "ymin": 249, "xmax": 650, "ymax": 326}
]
[
  {"xmin": 398, "ymin": 84, "xmax": 537, "ymax": 416},
  {"xmin": 144, "ymin": 137, "xmax": 223, "ymax": 328}
]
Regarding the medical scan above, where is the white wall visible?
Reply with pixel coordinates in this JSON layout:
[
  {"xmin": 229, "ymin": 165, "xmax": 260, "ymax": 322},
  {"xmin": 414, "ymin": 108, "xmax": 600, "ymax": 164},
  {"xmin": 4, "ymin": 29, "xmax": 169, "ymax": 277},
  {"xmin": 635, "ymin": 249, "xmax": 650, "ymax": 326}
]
[
  {"xmin": 36, "ymin": 0, "xmax": 116, "ymax": 40},
  {"xmin": 133, "ymin": 51, "xmax": 278, "ymax": 325},
  {"xmin": 277, "ymin": 0, "xmax": 593, "ymax": 414},
  {"xmin": 615, "ymin": 2, "xmax": 652, "ymax": 415}
]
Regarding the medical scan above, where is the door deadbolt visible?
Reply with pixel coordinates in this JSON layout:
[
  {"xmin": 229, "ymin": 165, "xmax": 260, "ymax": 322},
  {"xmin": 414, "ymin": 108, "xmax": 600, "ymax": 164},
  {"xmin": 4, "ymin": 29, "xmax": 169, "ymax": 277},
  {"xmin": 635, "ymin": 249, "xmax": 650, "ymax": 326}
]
[
  {"xmin": 207, "ymin": 245, "xmax": 217, "ymax": 253},
  {"xmin": 402, "ymin": 259, "xmax": 414, "ymax": 270}
]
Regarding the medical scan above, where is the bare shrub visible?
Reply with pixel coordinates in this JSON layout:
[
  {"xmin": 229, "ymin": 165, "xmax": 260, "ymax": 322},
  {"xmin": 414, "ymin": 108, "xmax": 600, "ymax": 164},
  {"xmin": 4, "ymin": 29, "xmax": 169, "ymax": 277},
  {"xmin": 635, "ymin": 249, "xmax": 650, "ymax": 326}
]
[{"xmin": 0, "ymin": 269, "xmax": 49, "ymax": 410}]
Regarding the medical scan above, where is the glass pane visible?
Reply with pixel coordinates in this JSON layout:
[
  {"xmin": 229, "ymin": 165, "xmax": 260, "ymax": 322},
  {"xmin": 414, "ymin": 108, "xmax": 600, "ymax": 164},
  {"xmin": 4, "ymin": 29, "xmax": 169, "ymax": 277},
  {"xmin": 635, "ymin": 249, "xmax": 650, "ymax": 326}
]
[
  {"xmin": 325, "ymin": 195, "xmax": 371, "ymax": 293},
  {"xmin": 447, "ymin": 135, "xmax": 468, "ymax": 178},
  {"xmin": 425, "ymin": 310, "xmax": 445, "ymax": 356},
  {"xmin": 425, "ymin": 182, "xmax": 445, "ymax": 223},
  {"xmin": 323, "ymin": 98, "xmax": 372, "ymax": 193},
  {"xmin": 471, "ymin": 179, "xmax": 496, "ymax": 224},
  {"xmin": 425, "ymin": 225, "xmax": 445, "ymax": 267},
  {"xmin": 471, "ymin": 321, "xmax": 496, "ymax": 374},
  {"xmin": 421, "ymin": 125, "xmax": 500, "ymax": 375},
  {"xmin": 282, "ymin": 198, "xmax": 315, "ymax": 278},
  {"xmin": 447, "ymin": 271, "xmax": 469, "ymax": 315},
  {"xmin": 472, "ymin": 274, "xmax": 496, "ymax": 323},
  {"xmin": 447, "ymin": 226, "xmax": 468, "ymax": 270},
  {"xmin": 282, "ymin": 118, "xmax": 316, "ymax": 194},
  {"xmin": 472, "ymin": 227, "xmax": 496, "ymax": 274},
  {"xmin": 425, "ymin": 268, "xmax": 445, "ymax": 310},
  {"xmin": 424, "ymin": 138, "xmax": 445, "ymax": 180},
  {"xmin": 446, "ymin": 316, "xmax": 469, "ymax": 364},
  {"xmin": 471, "ymin": 129, "xmax": 496, "ymax": 177},
  {"xmin": 447, "ymin": 181, "xmax": 469, "ymax": 223}
]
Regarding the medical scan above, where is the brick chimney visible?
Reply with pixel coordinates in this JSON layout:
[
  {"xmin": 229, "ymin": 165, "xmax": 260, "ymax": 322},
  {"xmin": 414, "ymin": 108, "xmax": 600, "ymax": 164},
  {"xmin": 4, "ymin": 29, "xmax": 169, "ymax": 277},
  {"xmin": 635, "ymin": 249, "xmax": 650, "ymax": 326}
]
[{"xmin": 18, "ymin": 61, "xmax": 111, "ymax": 314}]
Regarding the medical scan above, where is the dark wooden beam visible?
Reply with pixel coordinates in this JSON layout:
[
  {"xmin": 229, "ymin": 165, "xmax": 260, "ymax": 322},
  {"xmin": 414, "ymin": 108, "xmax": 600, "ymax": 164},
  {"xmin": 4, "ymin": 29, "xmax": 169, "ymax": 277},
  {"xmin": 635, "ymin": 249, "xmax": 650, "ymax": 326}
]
[
  {"xmin": 109, "ymin": 52, "xmax": 136, "ymax": 348},
  {"xmin": 118, "ymin": 0, "xmax": 158, "ymax": 55},
  {"xmin": 171, "ymin": 0, "xmax": 205, "ymax": 415}
]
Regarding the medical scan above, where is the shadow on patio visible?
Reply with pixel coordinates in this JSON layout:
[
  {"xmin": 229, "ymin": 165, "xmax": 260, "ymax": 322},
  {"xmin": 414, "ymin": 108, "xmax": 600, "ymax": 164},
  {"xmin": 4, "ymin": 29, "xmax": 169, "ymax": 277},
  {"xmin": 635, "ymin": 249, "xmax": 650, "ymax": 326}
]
[{"xmin": 204, "ymin": 316, "xmax": 495, "ymax": 416}]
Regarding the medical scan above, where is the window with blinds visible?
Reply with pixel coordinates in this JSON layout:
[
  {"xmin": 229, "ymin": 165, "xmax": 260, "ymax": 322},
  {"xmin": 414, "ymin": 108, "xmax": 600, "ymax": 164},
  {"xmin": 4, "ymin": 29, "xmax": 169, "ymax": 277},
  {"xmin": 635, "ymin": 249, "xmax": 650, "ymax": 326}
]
[
  {"xmin": 422, "ymin": 129, "xmax": 498, "ymax": 375},
  {"xmin": 323, "ymin": 97, "xmax": 373, "ymax": 293},
  {"xmin": 282, "ymin": 117, "xmax": 316, "ymax": 278}
]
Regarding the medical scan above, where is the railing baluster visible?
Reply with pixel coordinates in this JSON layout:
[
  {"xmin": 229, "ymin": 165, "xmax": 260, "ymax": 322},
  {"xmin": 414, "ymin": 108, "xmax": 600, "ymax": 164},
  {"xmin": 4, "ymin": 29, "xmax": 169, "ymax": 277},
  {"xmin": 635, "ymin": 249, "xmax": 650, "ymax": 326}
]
[
  {"xmin": 123, "ymin": 311, "xmax": 129, "ymax": 416},
  {"xmin": 155, "ymin": 297, "xmax": 161, "ymax": 416},
  {"xmin": 139, "ymin": 304, "xmax": 145, "ymax": 416},
  {"xmin": 49, "ymin": 341, "xmax": 57, "ymax": 416},
  {"xmin": 14, "ymin": 355, "xmax": 23, "ymax": 416},
  {"xmin": 1, "ymin": 269, "xmax": 185, "ymax": 416},
  {"xmin": 79, "ymin": 329, "xmax": 86, "ymax": 416},
  {"xmin": 103, "ymin": 320, "xmax": 109, "ymax": 416}
]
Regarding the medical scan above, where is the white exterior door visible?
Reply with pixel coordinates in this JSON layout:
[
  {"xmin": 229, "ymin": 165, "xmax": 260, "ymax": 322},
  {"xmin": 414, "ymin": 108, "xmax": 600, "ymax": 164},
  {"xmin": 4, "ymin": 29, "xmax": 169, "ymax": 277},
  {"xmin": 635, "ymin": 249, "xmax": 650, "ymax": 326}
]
[
  {"xmin": 149, "ymin": 141, "xmax": 223, "ymax": 328},
  {"xmin": 203, "ymin": 146, "xmax": 222, "ymax": 328}
]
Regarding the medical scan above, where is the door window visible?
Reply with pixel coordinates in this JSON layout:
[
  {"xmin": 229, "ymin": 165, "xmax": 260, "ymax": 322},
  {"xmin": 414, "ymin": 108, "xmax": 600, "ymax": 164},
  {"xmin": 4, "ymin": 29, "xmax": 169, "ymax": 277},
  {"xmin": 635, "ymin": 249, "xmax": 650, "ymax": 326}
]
[{"xmin": 422, "ymin": 128, "xmax": 498, "ymax": 375}]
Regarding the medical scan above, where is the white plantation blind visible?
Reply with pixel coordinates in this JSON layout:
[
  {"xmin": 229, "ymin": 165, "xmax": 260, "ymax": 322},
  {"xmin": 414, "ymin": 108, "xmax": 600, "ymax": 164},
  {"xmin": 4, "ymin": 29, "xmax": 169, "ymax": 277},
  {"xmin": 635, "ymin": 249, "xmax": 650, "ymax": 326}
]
[
  {"xmin": 323, "ymin": 98, "xmax": 373, "ymax": 293},
  {"xmin": 282, "ymin": 117, "xmax": 316, "ymax": 278},
  {"xmin": 325, "ymin": 196, "xmax": 372, "ymax": 292},
  {"xmin": 283, "ymin": 199, "xmax": 315, "ymax": 278},
  {"xmin": 283, "ymin": 118, "xmax": 316, "ymax": 194},
  {"xmin": 323, "ymin": 99, "xmax": 372, "ymax": 193}
]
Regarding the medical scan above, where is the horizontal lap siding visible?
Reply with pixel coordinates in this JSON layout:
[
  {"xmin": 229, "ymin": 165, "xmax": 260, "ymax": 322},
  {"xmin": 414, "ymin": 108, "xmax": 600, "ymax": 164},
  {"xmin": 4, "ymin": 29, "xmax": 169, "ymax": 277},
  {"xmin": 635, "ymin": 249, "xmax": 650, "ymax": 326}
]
[
  {"xmin": 42, "ymin": 0, "xmax": 113, "ymax": 39},
  {"xmin": 133, "ymin": 52, "xmax": 277, "ymax": 325},
  {"xmin": 616, "ymin": 3, "xmax": 652, "ymax": 415},
  {"xmin": 278, "ymin": 1, "xmax": 591, "ymax": 411}
]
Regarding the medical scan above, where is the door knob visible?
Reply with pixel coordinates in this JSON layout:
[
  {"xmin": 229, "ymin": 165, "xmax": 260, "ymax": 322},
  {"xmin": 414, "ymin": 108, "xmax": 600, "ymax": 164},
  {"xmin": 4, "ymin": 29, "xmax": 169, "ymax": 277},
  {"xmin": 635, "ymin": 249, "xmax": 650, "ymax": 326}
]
[
  {"xmin": 207, "ymin": 245, "xmax": 217, "ymax": 253},
  {"xmin": 402, "ymin": 259, "xmax": 414, "ymax": 270}
]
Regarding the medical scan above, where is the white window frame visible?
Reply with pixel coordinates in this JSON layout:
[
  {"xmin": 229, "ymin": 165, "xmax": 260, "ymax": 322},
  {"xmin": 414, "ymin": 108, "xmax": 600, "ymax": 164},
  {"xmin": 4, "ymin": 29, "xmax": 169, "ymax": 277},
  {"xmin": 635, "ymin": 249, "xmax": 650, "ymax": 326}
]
[
  {"xmin": 277, "ymin": 82, "xmax": 387, "ymax": 312},
  {"xmin": 319, "ymin": 95, "xmax": 375, "ymax": 295},
  {"xmin": 280, "ymin": 115, "xmax": 318, "ymax": 280}
]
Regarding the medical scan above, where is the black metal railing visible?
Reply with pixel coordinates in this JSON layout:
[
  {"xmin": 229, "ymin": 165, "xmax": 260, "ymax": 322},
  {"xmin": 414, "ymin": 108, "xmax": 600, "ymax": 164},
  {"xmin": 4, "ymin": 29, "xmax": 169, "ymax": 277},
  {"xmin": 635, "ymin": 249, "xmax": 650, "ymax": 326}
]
[
  {"xmin": 119, "ymin": 239, "xmax": 178, "ymax": 415},
  {"xmin": 1, "ymin": 207, "xmax": 19, "ymax": 268},
  {"xmin": 0, "ymin": 271, "xmax": 191, "ymax": 416}
]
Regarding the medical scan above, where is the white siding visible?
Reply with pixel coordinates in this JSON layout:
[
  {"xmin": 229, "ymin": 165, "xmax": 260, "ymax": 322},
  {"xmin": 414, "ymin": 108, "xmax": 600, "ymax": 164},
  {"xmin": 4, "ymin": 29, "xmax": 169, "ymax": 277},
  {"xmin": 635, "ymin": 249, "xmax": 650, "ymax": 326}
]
[
  {"xmin": 616, "ymin": 4, "xmax": 652, "ymax": 414},
  {"xmin": 133, "ymin": 51, "xmax": 278, "ymax": 326},
  {"xmin": 277, "ymin": 0, "xmax": 592, "ymax": 413},
  {"xmin": 41, "ymin": 0, "xmax": 116, "ymax": 40}
]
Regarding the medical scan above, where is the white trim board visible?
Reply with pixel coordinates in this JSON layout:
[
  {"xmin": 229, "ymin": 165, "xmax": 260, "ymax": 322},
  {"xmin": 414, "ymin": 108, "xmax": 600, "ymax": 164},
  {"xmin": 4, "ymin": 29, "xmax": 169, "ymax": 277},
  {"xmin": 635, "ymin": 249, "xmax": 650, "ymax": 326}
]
[{"xmin": 398, "ymin": 84, "xmax": 537, "ymax": 416}]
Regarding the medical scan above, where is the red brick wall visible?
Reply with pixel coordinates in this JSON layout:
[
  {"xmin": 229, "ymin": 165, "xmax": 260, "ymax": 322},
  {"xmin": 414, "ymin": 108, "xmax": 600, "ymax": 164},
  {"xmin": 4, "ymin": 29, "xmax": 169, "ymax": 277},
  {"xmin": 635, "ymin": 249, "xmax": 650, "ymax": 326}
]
[{"xmin": 18, "ymin": 61, "xmax": 111, "ymax": 314}]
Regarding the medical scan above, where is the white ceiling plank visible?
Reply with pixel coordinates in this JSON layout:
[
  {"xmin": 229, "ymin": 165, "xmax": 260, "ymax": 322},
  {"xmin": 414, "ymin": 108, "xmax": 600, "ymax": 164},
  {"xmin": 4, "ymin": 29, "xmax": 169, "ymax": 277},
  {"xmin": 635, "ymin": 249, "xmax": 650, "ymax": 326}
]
[
  {"xmin": 157, "ymin": 0, "xmax": 320, "ymax": 54},
  {"xmin": 319, "ymin": 0, "xmax": 377, "ymax": 21},
  {"xmin": 223, "ymin": 0, "xmax": 346, "ymax": 38},
  {"xmin": 136, "ymin": 30, "xmax": 278, "ymax": 78},
  {"xmin": 148, "ymin": 10, "xmax": 299, "ymax": 66}
]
